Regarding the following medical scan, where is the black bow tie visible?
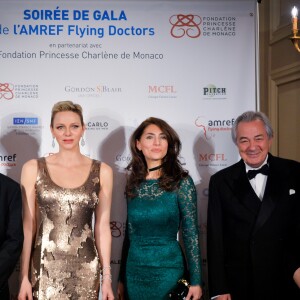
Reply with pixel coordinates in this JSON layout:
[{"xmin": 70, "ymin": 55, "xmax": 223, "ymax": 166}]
[{"xmin": 247, "ymin": 164, "xmax": 269, "ymax": 180}]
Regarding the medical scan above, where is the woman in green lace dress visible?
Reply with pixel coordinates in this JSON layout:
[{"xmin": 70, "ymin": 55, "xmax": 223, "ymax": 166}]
[{"xmin": 118, "ymin": 117, "xmax": 202, "ymax": 300}]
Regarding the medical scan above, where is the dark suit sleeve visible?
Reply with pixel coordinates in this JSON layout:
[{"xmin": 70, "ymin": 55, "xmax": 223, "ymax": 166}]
[
  {"xmin": 207, "ymin": 174, "xmax": 229, "ymax": 297},
  {"xmin": 286, "ymin": 163, "xmax": 300, "ymax": 279},
  {"xmin": 0, "ymin": 179, "xmax": 24, "ymax": 290}
]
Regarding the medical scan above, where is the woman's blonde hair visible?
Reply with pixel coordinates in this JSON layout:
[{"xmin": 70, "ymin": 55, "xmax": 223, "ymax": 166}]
[{"xmin": 50, "ymin": 101, "xmax": 84, "ymax": 127}]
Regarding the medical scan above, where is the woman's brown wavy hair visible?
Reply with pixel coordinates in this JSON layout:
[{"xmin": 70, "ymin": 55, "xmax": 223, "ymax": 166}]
[{"xmin": 125, "ymin": 117, "xmax": 188, "ymax": 199}]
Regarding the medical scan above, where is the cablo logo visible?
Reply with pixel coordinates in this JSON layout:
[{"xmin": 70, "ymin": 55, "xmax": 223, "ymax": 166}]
[
  {"xmin": 169, "ymin": 14, "xmax": 202, "ymax": 38},
  {"xmin": 203, "ymin": 84, "xmax": 227, "ymax": 99},
  {"xmin": 86, "ymin": 120, "xmax": 109, "ymax": 131}
]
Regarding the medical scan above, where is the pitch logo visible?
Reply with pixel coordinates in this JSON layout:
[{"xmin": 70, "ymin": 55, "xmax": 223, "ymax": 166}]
[
  {"xmin": 203, "ymin": 84, "xmax": 227, "ymax": 99},
  {"xmin": 0, "ymin": 83, "xmax": 14, "ymax": 100},
  {"xmin": 169, "ymin": 14, "xmax": 202, "ymax": 38}
]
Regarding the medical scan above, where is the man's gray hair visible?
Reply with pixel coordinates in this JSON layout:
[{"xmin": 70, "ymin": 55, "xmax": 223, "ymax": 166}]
[{"xmin": 231, "ymin": 111, "xmax": 274, "ymax": 145}]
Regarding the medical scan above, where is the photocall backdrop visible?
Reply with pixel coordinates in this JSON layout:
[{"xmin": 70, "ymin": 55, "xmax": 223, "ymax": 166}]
[{"xmin": 0, "ymin": 0, "xmax": 257, "ymax": 298}]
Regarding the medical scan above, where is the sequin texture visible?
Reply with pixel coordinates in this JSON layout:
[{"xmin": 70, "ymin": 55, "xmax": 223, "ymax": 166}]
[{"xmin": 31, "ymin": 158, "xmax": 101, "ymax": 299}]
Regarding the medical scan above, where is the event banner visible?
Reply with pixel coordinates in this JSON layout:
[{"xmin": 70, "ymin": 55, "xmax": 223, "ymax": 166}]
[{"xmin": 0, "ymin": 1, "xmax": 257, "ymax": 298}]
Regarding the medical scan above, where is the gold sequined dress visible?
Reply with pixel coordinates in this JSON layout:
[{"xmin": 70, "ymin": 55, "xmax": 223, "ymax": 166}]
[{"xmin": 31, "ymin": 158, "xmax": 101, "ymax": 300}]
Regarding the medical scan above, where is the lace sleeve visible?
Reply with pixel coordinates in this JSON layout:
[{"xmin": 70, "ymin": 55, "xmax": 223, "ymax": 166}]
[
  {"xmin": 118, "ymin": 220, "xmax": 130, "ymax": 283},
  {"xmin": 177, "ymin": 175, "xmax": 202, "ymax": 286}
]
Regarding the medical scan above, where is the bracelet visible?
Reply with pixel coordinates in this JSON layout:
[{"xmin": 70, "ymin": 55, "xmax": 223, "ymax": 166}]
[
  {"xmin": 101, "ymin": 274, "xmax": 112, "ymax": 282},
  {"xmin": 101, "ymin": 266, "xmax": 111, "ymax": 273}
]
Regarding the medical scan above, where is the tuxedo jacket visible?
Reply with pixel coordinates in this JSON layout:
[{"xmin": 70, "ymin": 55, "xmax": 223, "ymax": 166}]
[
  {"xmin": 207, "ymin": 154, "xmax": 300, "ymax": 300},
  {"xmin": 0, "ymin": 173, "xmax": 23, "ymax": 300}
]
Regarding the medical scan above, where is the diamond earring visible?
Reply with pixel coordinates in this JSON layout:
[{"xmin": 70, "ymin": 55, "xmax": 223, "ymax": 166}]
[{"xmin": 81, "ymin": 137, "xmax": 85, "ymax": 147}]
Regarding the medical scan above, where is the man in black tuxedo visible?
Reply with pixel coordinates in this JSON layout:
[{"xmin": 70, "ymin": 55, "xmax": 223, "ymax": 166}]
[
  {"xmin": 207, "ymin": 111, "xmax": 300, "ymax": 300},
  {"xmin": 0, "ymin": 173, "xmax": 23, "ymax": 300}
]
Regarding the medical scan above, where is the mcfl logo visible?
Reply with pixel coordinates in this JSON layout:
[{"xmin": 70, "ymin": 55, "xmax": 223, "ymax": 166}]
[{"xmin": 169, "ymin": 14, "xmax": 202, "ymax": 38}]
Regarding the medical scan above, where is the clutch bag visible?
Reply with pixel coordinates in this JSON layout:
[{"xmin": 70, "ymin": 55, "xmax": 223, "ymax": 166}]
[{"xmin": 168, "ymin": 278, "xmax": 189, "ymax": 299}]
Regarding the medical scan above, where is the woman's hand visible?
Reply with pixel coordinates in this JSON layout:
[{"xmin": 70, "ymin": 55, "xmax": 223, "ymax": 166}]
[
  {"xmin": 117, "ymin": 281, "xmax": 125, "ymax": 300},
  {"xmin": 18, "ymin": 277, "xmax": 33, "ymax": 300},
  {"xmin": 102, "ymin": 279, "xmax": 115, "ymax": 300},
  {"xmin": 185, "ymin": 284, "xmax": 202, "ymax": 300},
  {"xmin": 293, "ymin": 267, "xmax": 300, "ymax": 288}
]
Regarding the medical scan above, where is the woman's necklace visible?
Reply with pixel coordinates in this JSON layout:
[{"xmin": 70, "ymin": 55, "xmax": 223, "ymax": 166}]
[
  {"xmin": 146, "ymin": 164, "xmax": 163, "ymax": 179},
  {"xmin": 148, "ymin": 164, "xmax": 163, "ymax": 172}
]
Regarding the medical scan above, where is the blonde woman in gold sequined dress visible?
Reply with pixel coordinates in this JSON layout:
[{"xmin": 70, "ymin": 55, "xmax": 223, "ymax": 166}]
[{"xmin": 18, "ymin": 101, "xmax": 114, "ymax": 300}]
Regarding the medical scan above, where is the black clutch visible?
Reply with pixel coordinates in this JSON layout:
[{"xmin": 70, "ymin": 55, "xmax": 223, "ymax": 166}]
[{"xmin": 168, "ymin": 278, "xmax": 189, "ymax": 299}]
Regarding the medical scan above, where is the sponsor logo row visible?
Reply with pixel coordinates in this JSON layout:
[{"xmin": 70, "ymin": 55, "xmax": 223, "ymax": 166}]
[
  {"xmin": 4, "ymin": 115, "xmax": 233, "ymax": 134},
  {"xmin": 1, "ymin": 82, "xmax": 227, "ymax": 100}
]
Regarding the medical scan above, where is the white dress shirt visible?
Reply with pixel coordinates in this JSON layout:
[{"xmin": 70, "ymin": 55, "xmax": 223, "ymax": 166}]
[{"xmin": 245, "ymin": 156, "xmax": 269, "ymax": 200}]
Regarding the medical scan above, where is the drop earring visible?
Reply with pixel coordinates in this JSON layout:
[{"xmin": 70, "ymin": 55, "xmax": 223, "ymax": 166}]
[
  {"xmin": 52, "ymin": 137, "xmax": 55, "ymax": 148},
  {"xmin": 81, "ymin": 136, "xmax": 85, "ymax": 147}
]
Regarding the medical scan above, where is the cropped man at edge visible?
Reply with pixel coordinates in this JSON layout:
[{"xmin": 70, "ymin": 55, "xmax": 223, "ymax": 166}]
[{"xmin": 0, "ymin": 173, "xmax": 23, "ymax": 300}]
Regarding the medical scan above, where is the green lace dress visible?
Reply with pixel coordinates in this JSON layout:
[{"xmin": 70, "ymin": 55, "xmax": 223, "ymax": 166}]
[{"xmin": 120, "ymin": 175, "xmax": 202, "ymax": 299}]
